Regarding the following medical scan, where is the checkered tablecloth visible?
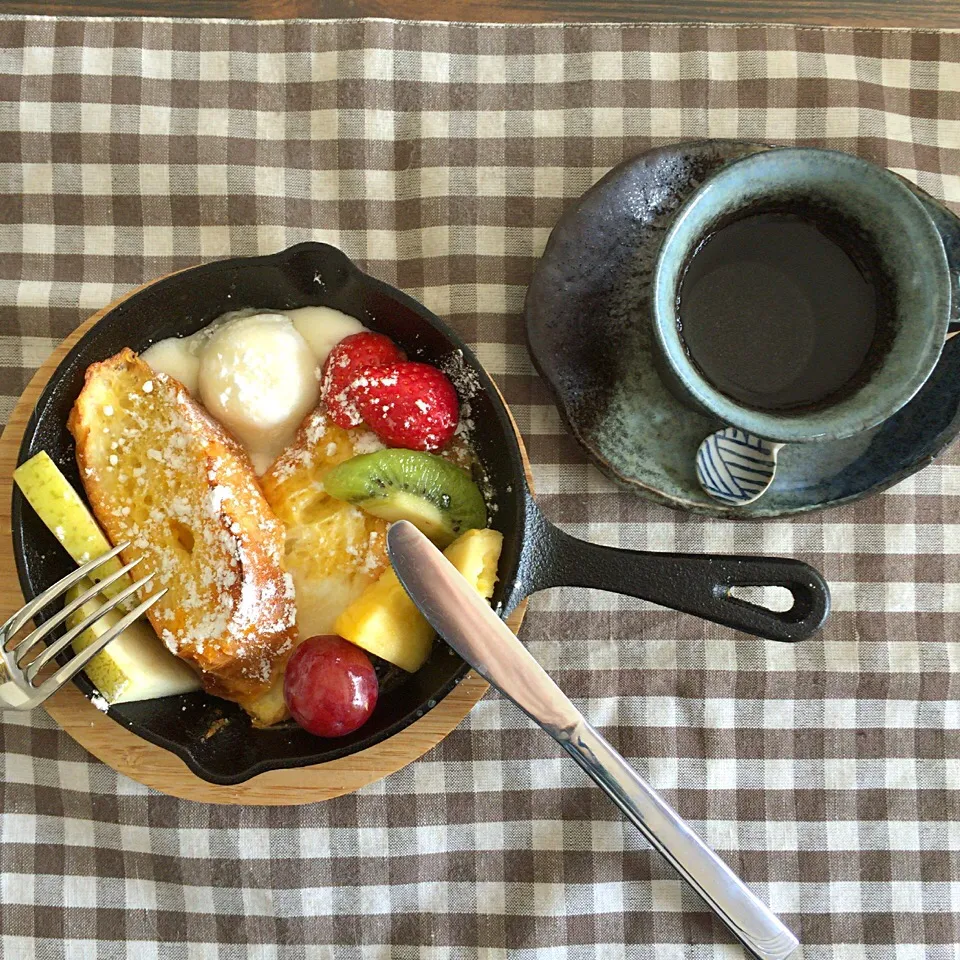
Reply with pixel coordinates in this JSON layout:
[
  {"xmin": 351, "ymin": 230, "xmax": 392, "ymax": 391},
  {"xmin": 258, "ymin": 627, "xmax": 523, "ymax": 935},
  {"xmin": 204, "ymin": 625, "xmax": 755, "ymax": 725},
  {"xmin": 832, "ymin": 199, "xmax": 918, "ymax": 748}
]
[{"xmin": 1, "ymin": 14, "xmax": 959, "ymax": 958}]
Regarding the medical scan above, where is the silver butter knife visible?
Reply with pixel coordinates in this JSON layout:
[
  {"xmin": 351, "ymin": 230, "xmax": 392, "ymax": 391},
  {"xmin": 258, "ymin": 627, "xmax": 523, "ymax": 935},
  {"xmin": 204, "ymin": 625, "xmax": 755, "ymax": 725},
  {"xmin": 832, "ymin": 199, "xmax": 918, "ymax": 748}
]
[{"xmin": 387, "ymin": 520, "xmax": 799, "ymax": 960}]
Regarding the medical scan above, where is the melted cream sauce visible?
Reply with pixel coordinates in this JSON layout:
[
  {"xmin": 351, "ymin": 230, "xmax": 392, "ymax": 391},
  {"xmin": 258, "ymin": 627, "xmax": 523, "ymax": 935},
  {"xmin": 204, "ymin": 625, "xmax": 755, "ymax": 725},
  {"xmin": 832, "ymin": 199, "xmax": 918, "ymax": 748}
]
[{"xmin": 142, "ymin": 306, "xmax": 366, "ymax": 473}]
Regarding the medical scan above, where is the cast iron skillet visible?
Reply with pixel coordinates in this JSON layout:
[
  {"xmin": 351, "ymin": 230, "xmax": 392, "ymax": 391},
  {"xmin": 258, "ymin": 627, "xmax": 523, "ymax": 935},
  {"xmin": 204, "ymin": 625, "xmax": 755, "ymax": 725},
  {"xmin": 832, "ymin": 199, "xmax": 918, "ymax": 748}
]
[{"xmin": 13, "ymin": 243, "xmax": 830, "ymax": 785}]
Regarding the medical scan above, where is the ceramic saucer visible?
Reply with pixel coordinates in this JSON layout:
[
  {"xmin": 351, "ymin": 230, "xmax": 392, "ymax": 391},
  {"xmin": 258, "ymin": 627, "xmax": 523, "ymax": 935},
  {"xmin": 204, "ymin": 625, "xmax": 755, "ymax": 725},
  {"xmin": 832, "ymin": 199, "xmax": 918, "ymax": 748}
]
[{"xmin": 525, "ymin": 139, "xmax": 960, "ymax": 518}]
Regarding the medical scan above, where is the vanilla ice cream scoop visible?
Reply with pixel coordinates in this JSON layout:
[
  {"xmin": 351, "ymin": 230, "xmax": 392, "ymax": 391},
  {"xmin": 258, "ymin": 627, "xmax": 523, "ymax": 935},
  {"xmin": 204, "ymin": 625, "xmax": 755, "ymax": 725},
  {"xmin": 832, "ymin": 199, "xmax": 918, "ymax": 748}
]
[{"xmin": 197, "ymin": 312, "xmax": 320, "ymax": 473}]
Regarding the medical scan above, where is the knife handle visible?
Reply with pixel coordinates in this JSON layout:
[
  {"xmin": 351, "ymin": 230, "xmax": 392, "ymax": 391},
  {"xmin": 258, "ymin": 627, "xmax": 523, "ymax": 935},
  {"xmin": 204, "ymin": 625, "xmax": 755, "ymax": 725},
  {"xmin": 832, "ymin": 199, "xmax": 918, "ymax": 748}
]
[{"xmin": 560, "ymin": 719, "xmax": 799, "ymax": 960}]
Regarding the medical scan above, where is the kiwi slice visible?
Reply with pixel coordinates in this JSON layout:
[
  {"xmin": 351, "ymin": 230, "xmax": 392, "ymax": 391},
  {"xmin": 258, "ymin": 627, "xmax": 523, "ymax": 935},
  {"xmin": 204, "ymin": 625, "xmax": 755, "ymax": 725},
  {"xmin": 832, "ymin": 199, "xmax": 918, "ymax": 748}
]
[{"xmin": 323, "ymin": 449, "xmax": 487, "ymax": 547}]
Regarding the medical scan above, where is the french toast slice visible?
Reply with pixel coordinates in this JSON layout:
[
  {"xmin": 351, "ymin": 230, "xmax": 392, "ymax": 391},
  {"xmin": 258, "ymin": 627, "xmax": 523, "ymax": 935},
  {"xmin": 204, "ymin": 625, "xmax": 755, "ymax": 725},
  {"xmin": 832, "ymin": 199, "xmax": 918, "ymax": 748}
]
[
  {"xmin": 254, "ymin": 411, "xmax": 390, "ymax": 725},
  {"xmin": 68, "ymin": 348, "xmax": 297, "ymax": 721}
]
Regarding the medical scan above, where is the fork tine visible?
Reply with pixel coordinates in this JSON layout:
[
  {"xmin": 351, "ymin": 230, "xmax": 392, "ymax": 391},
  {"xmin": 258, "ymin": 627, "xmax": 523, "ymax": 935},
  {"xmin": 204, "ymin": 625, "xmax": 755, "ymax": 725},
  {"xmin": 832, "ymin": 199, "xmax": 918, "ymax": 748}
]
[
  {"xmin": 1, "ymin": 541, "xmax": 130, "ymax": 640},
  {"xmin": 12, "ymin": 557, "xmax": 144, "ymax": 663},
  {"xmin": 35, "ymin": 588, "xmax": 168, "ymax": 700},
  {"xmin": 25, "ymin": 571, "xmax": 155, "ymax": 683}
]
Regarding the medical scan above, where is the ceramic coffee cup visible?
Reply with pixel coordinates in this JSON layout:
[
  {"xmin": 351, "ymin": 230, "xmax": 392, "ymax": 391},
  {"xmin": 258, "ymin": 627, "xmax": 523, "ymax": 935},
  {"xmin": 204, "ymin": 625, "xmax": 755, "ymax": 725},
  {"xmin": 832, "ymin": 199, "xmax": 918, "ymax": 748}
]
[{"xmin": 650, "ymin": 148, "xmax": 958, "ymax": 505}]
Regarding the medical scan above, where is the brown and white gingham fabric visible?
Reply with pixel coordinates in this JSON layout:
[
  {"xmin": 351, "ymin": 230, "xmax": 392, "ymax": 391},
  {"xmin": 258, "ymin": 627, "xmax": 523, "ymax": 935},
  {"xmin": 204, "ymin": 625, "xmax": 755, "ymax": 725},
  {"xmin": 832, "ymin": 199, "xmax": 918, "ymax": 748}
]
[{"xmin": 2, "ymin": 14, "xmax": 960, "ymax": 958}]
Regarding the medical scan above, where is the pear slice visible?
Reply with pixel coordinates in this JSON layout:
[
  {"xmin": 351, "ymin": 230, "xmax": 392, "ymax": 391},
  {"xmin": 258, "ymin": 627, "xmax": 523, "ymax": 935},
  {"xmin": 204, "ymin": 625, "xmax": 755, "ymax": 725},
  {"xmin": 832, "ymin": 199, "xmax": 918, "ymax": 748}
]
[
  {"xmin": 65, "ymin": 581, "xmax": 201, "ymax": 704},
  {"xmin": 13, "ymin": 451, "xmax": 134, "ymax": 606}
]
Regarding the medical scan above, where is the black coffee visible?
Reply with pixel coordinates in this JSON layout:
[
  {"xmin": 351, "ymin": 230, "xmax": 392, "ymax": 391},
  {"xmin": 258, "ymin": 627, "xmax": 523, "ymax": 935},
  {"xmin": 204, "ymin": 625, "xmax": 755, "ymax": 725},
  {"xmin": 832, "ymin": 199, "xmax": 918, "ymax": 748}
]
[{"xmin": 676, "ymin": 211, "xmax": 884, "ymax": 411}]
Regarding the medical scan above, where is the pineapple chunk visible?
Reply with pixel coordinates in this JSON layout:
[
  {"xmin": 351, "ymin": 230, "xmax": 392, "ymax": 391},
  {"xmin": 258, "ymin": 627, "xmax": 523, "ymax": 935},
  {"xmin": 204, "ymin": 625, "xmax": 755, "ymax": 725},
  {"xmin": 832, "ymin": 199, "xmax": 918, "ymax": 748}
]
[
  {"xmin": 13, "ymin": 451, "xmax": 134, "ymax": 606},
  {"xmin": 335, "ymin": 568, "xmax": 433, "ymax": 673},
  {"xmin": 443, "ymin": 527, "xmax": 503, "ymax": 598},
  {"xmin": 335, "ymin": 527, "xmax": 503, "ymax": 673},
  {"xmin": 65, "ymin": 581, "xmax": 201, "ymax": 704}
]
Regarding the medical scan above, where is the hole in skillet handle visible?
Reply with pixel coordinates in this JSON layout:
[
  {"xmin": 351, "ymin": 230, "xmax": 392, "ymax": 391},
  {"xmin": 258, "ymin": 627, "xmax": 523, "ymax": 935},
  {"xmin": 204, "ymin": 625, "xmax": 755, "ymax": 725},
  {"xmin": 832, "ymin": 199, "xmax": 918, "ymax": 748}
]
[
  {"xmin": 515, "ymin": 494, "xmax": 830, "ymax": 642},
  {"xmin": 727, "ymin": 585, "xmax": 794, "ymax": 613}
]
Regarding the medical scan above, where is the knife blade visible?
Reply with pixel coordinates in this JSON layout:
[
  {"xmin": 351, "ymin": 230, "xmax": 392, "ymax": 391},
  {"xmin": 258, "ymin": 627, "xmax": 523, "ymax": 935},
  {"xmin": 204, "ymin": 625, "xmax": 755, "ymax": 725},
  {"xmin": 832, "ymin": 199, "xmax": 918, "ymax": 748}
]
[{"xmin": 387, "ymin": 520, "xmax": 799, "ymax": 960}]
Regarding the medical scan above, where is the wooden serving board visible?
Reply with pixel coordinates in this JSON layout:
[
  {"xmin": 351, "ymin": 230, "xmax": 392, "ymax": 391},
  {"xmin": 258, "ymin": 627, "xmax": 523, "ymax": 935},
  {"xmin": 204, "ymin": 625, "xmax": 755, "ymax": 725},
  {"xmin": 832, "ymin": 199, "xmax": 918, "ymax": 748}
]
[{"xmin": 0, "ymin": 282, "xmax": 529, "ymax": 805}]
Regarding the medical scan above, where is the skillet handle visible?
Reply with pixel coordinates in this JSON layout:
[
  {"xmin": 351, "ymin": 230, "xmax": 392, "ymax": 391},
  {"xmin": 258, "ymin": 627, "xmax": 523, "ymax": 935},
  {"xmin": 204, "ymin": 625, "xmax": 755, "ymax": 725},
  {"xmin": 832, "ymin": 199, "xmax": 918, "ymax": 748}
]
[{"xmin": 518, "ymin": 498, "xmax": 829, "ymax": 642}]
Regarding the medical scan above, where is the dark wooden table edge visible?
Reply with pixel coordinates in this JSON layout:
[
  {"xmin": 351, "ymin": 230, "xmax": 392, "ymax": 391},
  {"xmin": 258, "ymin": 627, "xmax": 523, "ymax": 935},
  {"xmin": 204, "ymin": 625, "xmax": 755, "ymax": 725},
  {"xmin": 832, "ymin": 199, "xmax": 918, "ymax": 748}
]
[{"xmin": 2, "ymin": 4, "xmax": 960, "ymax": 31}]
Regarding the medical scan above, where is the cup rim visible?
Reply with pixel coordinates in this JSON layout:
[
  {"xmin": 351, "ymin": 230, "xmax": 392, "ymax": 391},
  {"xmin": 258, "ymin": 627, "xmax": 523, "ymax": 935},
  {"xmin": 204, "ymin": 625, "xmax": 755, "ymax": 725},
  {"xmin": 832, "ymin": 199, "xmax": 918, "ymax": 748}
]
[{"xmin": 651, "ymin": 147, "xmax": 951, "ymax": 444}]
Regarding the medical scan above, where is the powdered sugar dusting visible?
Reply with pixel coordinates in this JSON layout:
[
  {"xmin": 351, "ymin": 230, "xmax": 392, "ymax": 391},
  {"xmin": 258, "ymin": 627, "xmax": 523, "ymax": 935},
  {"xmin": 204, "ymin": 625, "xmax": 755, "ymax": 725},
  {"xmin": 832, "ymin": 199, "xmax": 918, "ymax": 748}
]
[
  {"xmin": 440, "ymin": 349, "xmax": 482, "ymax": 401},
  {"xmin": 477, "ymin": 466, "xmax": 499, "ymax": 518},
  {"xmin": 454, "ymin": 400, "xmax": 476, "ymax": 441},
  {"xmin": 441, "ymin": 350, "xmax": 482, "ymax": 443},
  {"xmin": 89, "ymin": 692, "xmax": 110, "ymax": 713},
  {"xmin": 351, "ymin": 431, "xmax": 385, "ymax": 455}
]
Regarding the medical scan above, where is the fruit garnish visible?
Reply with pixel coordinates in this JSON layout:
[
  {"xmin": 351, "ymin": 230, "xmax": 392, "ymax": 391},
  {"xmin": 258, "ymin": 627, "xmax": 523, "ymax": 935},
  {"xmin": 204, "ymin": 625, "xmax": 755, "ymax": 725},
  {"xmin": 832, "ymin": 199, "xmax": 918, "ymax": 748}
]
[
  {"xmin": 335, "ymin": 527, "xmax": 503, "ymax": 673},
  {"xmin": 13, "ymin": 451, "xmax": 135, "ymax": 608},
  {"xmin": 323, "ymin": 449, "xmax": 486, "ymax": 548},
  {"xmin": 321, "ymin": 332, "xmax": 405, "ymax": 428},
  {"xmin": 443, "ymin": 526, "xmax": 503, "ymax": 598},
  {"xmin": 65, "ymin": 580, "xmax": 201, "ymax": 704},
  {"xmin": 349, "ymin": 362, "xmax": 458, "ymax": 452},
  {"xmin": 283, "ymin": 635, "xmax": 379, "ymax": 737}
]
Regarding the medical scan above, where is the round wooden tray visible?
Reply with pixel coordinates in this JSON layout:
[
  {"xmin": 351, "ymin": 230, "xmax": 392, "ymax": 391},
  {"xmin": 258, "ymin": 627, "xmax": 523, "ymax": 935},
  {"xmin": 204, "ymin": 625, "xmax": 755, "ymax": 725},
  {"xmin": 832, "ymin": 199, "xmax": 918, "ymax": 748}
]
[{"xmin": 0, "ymin": 284, "xmax": 529, "ymax": 804}]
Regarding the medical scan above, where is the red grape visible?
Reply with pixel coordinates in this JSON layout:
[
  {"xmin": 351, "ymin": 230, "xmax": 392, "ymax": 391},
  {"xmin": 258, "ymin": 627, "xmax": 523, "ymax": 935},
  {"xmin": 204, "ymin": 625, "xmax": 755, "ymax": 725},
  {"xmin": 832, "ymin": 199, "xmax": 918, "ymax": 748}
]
[{"xmin": 284, "ymin": 635, "xmax": 379, "ymax": 737}]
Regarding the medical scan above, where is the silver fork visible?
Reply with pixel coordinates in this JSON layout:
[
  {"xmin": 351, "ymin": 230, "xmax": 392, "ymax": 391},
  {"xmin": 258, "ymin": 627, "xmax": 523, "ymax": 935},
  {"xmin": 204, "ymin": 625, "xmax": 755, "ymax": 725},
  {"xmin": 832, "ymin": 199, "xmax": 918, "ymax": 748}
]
[{"xmin": 0, "ymin": 542, "xmax": 166, "ymax": 710}]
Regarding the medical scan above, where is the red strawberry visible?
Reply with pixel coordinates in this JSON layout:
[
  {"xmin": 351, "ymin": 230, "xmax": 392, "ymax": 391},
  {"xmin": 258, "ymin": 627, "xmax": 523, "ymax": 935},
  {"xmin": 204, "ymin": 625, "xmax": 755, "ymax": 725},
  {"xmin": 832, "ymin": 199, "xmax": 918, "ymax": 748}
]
[
  {"xmin": 321, "ymin": 332, "xmax": 405, "ymax": 428},
  {"xmin": 349, "ymin": 362, "xmax": 459, "ymax": 452}
]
